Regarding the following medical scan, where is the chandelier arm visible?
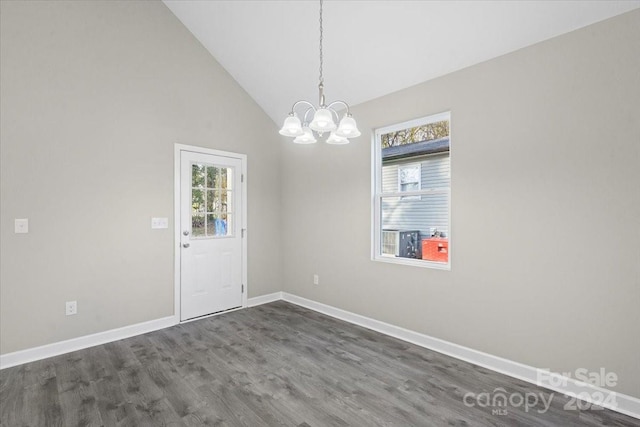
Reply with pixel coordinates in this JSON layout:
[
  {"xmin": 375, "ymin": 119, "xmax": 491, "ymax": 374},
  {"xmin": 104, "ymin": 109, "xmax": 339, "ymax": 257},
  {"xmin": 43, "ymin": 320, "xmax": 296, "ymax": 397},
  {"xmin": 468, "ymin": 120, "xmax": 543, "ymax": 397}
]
[
  {"xmin": 326, "ymin": 100, "xmax": 351, "ymax": 115},
  {"xmin": 302, "ymin": 107, "xmax": 316, "ymax": 124},
  {"xmin": 289, "ymin": 100, "xmax": 316, "ymax": 114}
]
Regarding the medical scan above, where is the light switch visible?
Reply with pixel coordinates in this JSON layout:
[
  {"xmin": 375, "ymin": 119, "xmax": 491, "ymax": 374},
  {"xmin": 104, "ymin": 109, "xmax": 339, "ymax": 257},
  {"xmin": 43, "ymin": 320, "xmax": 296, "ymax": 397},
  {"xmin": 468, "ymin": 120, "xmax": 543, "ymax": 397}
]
[
  {"xmin": 151, "ymin": 217, "xmax": 169, "ymax": 229},
  {"xmin": 15, "ymin": 218, "xmax": 28, "ymax": 234}
]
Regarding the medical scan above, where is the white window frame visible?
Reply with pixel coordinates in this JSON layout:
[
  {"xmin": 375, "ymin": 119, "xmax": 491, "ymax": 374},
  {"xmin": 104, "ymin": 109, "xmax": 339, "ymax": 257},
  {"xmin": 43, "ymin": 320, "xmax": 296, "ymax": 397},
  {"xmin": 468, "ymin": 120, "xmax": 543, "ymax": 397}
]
[{"xmin": 372, "ymin": 111, "xmax": 451, "ymax": 270}]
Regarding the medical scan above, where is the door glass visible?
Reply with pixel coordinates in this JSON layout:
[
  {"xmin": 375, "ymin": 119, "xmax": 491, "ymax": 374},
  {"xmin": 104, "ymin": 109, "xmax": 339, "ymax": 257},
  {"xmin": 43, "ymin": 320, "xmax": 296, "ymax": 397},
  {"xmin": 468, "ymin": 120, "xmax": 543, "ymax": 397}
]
[
  {"xmin": 192, "ymin": 163, "xmax": 234, "ymax": 238},
  {"xmin": 206, "ymin": 166, "xmax": 218, "ymax": 188},
  {"xmin": 220, "ymin": 191, "xmax": 231, "ymax": 212},
  {"xmin": 192, "ymin": 214, "xmax": 205, "ymax": 237},
  {"xmin": 215, "ymin": 167, "xmax": 231, "ymax": 189},
  {"xmin": 192, "ymin": 189, "xmax": 205, "ymax": 213},
  {"xmin": 223, "ymin": 213, "xmax": 232, "ymax": 235},
  {"xmin": 206, "ymin": 190, "xmax": 216, "ymax": 211},
  {"xmin": 192, "ymin": 164, "xmax": 205, "ymax": 188}
]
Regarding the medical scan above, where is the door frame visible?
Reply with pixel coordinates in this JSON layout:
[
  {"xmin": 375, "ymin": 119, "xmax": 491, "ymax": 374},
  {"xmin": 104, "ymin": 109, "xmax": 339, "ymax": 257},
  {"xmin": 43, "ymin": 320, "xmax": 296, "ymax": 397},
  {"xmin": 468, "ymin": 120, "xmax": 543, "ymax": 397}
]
[{"xmin": 173, "ymin": 143, "xmax": 248, "ymax": 324}]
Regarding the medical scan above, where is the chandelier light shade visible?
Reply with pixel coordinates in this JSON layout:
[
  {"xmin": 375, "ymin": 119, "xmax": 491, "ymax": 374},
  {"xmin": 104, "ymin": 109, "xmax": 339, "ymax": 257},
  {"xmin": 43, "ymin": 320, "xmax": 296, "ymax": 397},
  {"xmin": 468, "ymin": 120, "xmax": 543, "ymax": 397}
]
[
  {"xmin": 278, "ymin": 113, "xmax": 304, "ymax": 137},
  {"xmin": 293, "ymin": 127, "xmax": 317, "ymax": 144},
  {"xmin": 279, "ymin": 0, "xmax": 360, "ymax": 145},
  {"xmin": 326, "ymin": 132, "xmax": 349, "ymax": 145},
  {"xmin": 334, "ymin": 113, "xmax": 361, "ymax": 138},
  {"xmin": 309, "ymin": 108, "xmax": 337, "ymax": 133}
]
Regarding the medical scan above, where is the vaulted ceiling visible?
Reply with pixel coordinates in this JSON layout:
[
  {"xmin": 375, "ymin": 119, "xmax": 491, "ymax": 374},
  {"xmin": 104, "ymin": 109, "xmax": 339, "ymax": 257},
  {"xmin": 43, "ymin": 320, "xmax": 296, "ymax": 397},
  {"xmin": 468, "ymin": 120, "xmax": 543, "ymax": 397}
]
[{"xmin": 163, "ymin": 1, "xmax": 639, "ymax": 126}]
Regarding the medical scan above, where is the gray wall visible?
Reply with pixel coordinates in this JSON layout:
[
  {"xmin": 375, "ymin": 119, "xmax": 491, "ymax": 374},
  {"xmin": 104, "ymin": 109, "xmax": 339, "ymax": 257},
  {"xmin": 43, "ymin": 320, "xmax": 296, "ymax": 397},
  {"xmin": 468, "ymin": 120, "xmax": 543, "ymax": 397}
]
[
  {"xmin": 281, "ymin": 10, "xmax": 640, "ymax": 398},
  {"xmin": 0, "ymin": 1, "xmax": 282, "ymax": 354}
]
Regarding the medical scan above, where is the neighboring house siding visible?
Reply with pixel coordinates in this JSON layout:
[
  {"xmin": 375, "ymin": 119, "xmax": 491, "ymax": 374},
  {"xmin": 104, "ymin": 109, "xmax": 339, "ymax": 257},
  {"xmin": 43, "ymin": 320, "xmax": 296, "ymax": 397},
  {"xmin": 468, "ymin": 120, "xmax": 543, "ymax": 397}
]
[{"xmin": 381, "ymin": 152, "xmax": 449, "ymax": 238}]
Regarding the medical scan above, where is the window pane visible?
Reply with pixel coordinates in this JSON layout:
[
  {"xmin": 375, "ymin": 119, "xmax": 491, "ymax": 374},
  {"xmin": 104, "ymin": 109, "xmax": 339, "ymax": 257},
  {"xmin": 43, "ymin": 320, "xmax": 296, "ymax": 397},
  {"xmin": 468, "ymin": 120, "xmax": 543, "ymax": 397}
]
[
  {"xmin": 223, "ymin": 213, "xmax": 232, "ymax": 236},
  {"xmin": 204, "ymin": 213, "xmax": 231, "ymax": 236},
  {"xmin": 380, "ymin": 120, "xmax": 449, "ymax": 148},
  {"xmin": 192, "ymin": 214, "xmax": 205, "ymax": 237},
  {"xmin": 215, "ymin": 168, "xmax": 233, "ymax": 189},
  {"xmin": 192, "ymin": 164, "xmax": 205, "ymax": 188},
  {"xmin": 400, "ymin": 183, "xmax": 419, "ymax": 192},
  {"xmin": 213, "ymin": 190, "xmax": 222, "ymax": 212},
  {"xmin": 206, "ymin": 166, "xmax": 218, "ymax": 189},
  {"xmin": 381, "ymin": 164, "xmax": 398, "ymax": 193},
  {"xmin": 222, "ymin": 190, "xmax": 232, "ymax": 213},
  {"xmin": 206, "ymin": 213, "xmax": 216, "ymax": 237},
  {"xmin": 381, "ymin": 193, "xmax": 449, "ymax": 262},
  {"xmin": 381, "ymin": 194, "xmax": 448, "ymax": 237},
  {"xmin": 192, "ymin": 189, "xmax": 205, "ymax": 213},
  {"xmin": 400, "ymin": 166, "xmax": 420, "ymax": 184},
  {"xmin": 206, "ymin": 190, "xmax": 215, "ymax": 212},
  {"xmin": 225, "ymin": 168, "xmax": 233, "ymax": 190}
]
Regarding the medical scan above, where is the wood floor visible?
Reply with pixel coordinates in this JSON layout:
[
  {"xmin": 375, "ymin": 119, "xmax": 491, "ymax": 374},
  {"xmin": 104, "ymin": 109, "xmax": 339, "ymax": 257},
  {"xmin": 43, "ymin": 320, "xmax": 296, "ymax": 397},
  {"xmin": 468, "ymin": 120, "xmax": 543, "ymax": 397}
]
[{"xmin": 1, "ymin": 301, "xmax": 638, "ymax": 427}]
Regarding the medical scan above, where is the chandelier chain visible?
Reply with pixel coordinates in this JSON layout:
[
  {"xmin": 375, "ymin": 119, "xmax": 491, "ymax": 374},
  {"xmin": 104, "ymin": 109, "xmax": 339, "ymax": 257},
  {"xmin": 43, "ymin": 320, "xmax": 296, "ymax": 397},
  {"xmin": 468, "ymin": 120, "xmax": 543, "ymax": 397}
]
[
  {"xmin": 319, "ymin": 0, "xmax": 323, "ymax": 85},
  {"xmin": 279, "ymin": 0, "xmax": 359, "ymax": 143}
]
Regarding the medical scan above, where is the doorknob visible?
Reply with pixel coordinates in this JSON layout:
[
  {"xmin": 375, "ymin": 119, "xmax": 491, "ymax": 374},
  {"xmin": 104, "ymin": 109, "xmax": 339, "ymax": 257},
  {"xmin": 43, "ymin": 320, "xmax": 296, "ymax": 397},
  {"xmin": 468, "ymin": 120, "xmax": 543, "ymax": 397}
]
[
  {"xmin": 183, "ymin": 230, "xmax": 190, "ymax": 236},
  {"xmin": 182, "ymin": 243, "xmax": 190, "ymax": 248}
]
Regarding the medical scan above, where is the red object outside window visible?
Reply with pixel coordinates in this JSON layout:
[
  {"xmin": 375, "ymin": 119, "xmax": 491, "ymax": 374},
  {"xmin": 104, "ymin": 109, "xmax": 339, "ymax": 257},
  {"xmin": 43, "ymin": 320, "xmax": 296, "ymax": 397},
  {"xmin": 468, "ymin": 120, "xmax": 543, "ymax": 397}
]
[{"xmin": 422, "ymin": 238, "xmax": 448, "ymax": 262}]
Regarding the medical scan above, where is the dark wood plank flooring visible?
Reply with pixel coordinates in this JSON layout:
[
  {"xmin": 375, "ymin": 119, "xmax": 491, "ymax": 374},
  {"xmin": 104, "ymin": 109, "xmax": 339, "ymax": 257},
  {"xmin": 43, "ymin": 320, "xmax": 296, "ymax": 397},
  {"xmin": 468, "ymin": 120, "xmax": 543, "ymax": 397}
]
[{"xmin": 1, "ymin": 301, "xmax": 638, "ymax": 426}]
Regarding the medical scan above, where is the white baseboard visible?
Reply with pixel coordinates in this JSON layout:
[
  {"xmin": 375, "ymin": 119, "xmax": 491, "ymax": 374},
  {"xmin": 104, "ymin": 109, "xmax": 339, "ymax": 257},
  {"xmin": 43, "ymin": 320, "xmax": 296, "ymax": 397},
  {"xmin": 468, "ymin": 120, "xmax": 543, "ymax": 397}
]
[
  {"xmin": 2, "ymin": 292, "xmax": 637, "ymax": 420},
  {"xmin": 281, "ymin": 292, "xmax": 640, "ymax": 420},
  {"xmin": 0, "ymin": 292, "xmax": 283, "ymax": 369},
  {"xmin": 247, "ymin": 291, "xmax": 283, "ymax": 307},
  {"xmin": 0, "ymin": 316, "xmax": 176, "ymax": 370}
]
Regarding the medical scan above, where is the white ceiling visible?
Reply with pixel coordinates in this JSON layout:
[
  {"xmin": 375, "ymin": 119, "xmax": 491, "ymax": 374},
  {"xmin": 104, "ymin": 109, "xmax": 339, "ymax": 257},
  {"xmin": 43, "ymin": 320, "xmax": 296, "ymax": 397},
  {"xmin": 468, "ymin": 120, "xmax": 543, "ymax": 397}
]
[{"xmin": 163, "ymin": 0, "xmax": 639, "ymax": 126}]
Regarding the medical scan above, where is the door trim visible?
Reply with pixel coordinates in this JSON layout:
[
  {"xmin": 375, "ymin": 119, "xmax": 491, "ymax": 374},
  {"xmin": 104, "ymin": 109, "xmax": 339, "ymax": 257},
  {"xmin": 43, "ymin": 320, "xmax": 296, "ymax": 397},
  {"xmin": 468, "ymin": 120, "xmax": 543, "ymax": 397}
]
[{"xmin": 174, "ymin": 143, "xmax": 248, "ymax": 324}]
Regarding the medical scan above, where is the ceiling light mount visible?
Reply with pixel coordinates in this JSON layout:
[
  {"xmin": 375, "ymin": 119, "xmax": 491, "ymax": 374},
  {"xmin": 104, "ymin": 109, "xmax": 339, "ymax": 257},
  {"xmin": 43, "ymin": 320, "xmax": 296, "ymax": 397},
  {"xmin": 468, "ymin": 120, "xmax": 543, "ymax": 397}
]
[{"xmin": 279, "ymin": 0, "xmax": 360, "ymax": 144}]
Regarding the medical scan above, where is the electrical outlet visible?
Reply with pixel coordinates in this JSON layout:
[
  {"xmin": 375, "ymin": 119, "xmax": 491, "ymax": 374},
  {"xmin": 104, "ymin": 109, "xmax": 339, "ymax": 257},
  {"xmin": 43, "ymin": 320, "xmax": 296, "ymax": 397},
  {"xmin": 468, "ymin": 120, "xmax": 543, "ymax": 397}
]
[
  {"xmin": 66, "ymin": 301, "xmax": 77, "ymax": 316},
  {"xmin": 313, "ymin": 274, "xmax": 319, "ymax": 285},
  {"xmin": 14, "ymin": 218, "xmax": 29, "ymax": 234}
]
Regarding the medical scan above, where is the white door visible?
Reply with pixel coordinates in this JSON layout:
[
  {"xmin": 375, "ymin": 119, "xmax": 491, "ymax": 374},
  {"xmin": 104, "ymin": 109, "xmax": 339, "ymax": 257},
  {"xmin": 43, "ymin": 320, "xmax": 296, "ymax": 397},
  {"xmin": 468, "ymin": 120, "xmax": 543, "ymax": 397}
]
[{"xmin": 180, "ymin": 150, "xmax": 243, "ymax": 321}]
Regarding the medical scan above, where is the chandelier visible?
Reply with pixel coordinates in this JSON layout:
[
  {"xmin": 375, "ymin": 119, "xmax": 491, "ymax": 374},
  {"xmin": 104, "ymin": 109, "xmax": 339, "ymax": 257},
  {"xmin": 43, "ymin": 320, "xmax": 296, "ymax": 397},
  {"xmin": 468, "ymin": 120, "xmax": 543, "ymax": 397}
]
[{"xmin": 279, "ymin": 0, "xmax": 361, "ymax": 144}]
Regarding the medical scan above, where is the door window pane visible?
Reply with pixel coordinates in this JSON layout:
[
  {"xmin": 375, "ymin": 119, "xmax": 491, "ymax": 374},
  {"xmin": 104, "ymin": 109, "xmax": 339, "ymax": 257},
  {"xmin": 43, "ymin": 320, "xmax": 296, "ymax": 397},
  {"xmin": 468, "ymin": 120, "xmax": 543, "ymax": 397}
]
[
  {"xmin": 221, "ymin": 191, "xmax": 231, "ymax": 213},
  {"xmin": 215, "ymin": 190, "xmax": 232, "ymax": 213},
  {"xmin": 192, "ymin": 164, "xmax": 205, "ymax": 188},
  {"xmin": 206, "ymin": 213, "xmax": 230, "ymax": 237},
  {"xmin": 225, "ymin": 168, "xmax": 233, "ymax": 190},
  {"xmin": 206, "ymin": 190, "xmax": 216, "ymax": 212},
  {"xmin": 206, "ymin": 166, "xmax": 218, "ymax": 189},
  {"xmin": 222, "ymin": 213, "xmax": 232, "ymax": 236},
  {"xmin": 217, "ymin": 168, "xmax": 228, "ymax": 189},
  {"xmin": 191, "ymin": 162, "xmax": 235, "ymax": 238},
  {"xmin": 192, "ymin": 189, "xmax": 205, "ymax": 213},
  {"xmin": 192, "ymin": 214, "xmax": 205, "ymax": 236},
  {"xmin": 206, "ymin": 214, "xmax": 215, "ymax": 237}
]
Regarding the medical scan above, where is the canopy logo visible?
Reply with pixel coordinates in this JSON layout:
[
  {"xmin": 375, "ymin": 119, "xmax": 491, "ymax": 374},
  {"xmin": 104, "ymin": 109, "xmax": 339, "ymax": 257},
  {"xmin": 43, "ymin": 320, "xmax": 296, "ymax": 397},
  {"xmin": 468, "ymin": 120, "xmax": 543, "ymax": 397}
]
[
  {"xmin": 463, "ymin": 368, "xmax": 619, "ymax": 417},
  {"xmin": 462, "ymin": 388, "xmax": 553, "ymax": 415}
]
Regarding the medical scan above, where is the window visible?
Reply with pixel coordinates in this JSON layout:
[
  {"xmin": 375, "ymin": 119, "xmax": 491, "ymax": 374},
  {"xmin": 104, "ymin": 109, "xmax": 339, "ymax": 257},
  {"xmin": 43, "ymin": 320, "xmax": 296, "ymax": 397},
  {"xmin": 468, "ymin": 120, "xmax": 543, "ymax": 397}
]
[
  {"xmin": 373, "ymin": 112, "xmax": 451, "ymax": 269},
  {"xmin": 191, "ymin": 163, "xmax": 234, "ymax": 238},
  {"xmin": 398, "ymin": 163, "xmax": 421, "ymax": 200}
]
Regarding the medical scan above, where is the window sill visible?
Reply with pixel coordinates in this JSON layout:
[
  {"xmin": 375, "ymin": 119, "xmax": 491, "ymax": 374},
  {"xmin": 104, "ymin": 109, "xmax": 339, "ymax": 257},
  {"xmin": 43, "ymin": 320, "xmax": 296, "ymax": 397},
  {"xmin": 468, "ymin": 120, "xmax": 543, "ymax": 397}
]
[{"xmin": 373, "ymin": 255, "xmax": 450, "ymax": 270}]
